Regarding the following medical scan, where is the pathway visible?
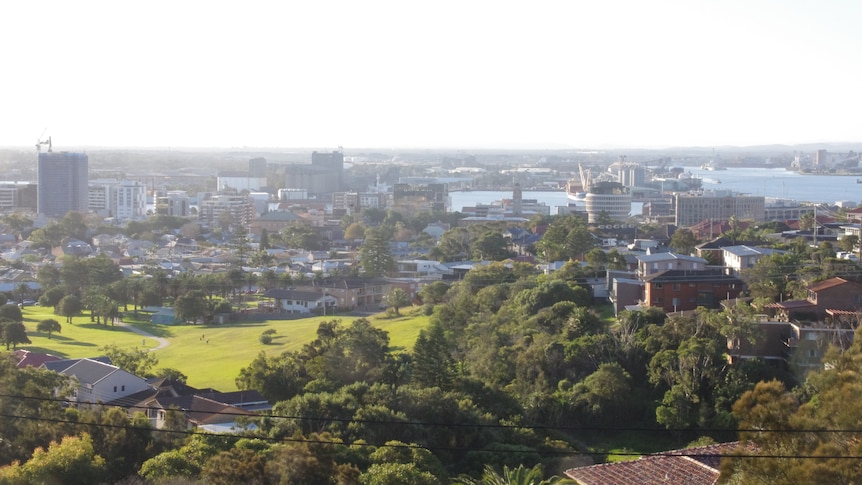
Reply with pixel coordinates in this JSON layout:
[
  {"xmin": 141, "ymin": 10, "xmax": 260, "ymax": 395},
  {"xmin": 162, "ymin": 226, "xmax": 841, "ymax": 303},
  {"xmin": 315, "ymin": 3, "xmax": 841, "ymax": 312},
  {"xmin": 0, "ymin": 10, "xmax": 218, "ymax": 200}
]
[{"xmin": 115, "ymin": 321, "xmax": 170, "ymax": 351}]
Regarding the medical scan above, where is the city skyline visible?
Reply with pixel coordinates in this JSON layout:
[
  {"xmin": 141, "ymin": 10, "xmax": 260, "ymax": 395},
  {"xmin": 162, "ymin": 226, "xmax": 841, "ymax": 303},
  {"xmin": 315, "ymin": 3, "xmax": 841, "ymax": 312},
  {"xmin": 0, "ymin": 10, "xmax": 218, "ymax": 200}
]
[{"xmin": 2, "ymin": 1, "xmax": 861, "ymax": 150}]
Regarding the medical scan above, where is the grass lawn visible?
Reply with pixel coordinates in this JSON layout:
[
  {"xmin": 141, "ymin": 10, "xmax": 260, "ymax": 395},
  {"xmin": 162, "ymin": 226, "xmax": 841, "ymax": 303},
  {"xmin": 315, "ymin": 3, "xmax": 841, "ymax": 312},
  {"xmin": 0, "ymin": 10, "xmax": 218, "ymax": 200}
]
[{"xmin": 17, "ymin": 305, "xmax": 431, "ymax": 392}]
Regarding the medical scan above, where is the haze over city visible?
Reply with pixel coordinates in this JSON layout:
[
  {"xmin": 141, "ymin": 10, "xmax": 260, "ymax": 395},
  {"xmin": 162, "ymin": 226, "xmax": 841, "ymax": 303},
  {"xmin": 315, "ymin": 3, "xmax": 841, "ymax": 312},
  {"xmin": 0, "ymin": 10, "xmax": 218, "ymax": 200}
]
[{"xmin": 2, "ymin": 0, "xmax": 861, "ymax": 150}]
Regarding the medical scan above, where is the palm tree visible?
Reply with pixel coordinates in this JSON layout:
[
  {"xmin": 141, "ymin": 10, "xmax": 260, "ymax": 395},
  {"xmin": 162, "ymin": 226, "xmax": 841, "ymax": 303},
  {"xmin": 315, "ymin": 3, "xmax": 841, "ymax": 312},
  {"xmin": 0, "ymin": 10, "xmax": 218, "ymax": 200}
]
[{"xmin": 454, "ymin": 464, "xmax": 575, "ymax": 485}]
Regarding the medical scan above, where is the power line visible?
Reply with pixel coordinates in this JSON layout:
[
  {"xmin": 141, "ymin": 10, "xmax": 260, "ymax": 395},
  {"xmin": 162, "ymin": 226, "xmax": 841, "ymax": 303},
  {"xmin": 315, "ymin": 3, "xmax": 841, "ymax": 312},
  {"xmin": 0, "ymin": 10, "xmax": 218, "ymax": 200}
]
[
  {"xmin": 3, "ymin": 410, "xmax": 862, "ymax": 461},
  {"xmin": 2, "ymin": 392, "xmax": 862, "ymax": 436}
]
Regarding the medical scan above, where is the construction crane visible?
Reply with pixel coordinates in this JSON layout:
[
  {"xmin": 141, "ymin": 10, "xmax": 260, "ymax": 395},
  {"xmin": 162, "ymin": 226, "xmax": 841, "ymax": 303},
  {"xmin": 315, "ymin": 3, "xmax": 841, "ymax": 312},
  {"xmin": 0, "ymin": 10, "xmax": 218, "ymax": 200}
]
[{"xmin": 35, "ymin": 130, "xmax": 52, "ymax": 153}]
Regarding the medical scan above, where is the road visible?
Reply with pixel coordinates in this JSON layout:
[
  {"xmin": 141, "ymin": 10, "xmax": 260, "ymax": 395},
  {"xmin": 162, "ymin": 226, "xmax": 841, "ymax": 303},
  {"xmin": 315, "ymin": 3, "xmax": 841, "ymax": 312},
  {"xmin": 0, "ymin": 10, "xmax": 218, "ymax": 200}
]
[{"xmin": 116, "ymin": 321, "xmax": 170, "ymax": 351}]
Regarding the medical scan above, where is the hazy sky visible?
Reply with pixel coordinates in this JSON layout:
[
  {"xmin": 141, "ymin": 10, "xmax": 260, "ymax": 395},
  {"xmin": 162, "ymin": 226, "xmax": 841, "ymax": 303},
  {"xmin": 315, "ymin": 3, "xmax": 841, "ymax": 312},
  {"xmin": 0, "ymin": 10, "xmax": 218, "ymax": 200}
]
[{"xmin": 2, "ymin": 1, "xmax": 860, "ymax": 149}]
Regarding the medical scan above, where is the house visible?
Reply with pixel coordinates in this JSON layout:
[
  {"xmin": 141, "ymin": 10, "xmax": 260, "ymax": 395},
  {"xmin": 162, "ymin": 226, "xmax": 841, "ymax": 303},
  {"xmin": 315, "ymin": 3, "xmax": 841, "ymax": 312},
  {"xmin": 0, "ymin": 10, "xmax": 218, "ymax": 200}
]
[
  {"xmin": 636, "ymin": 252, "xmax": 707, "ymax": 279},
  {"xmin": 643, "ymin": 269, "xmax": 744, "ymax": 313},
  {"xmin": 115, "ymin": 378, "xmax": 269, "ymax": 432},
  {"xmin": 565, "ymin": 442, "xmax": 742, "ymax": 485},
  {"xmin": 261, "ymin": 288, "xmax": 336, "ymax": 314},
  {"xmin": 721, "ymin": 245, "xmax": 785, "ymax": 275},
  {"xmin": 395, "ymin": 260, "xmax": 453, "ymax": 279},
  {"xmin": 48, "ymin": 358, "xmax": 151, "ymax": 405},
  {"xmin": 765, "ymin": 277, "xmax": 862, "ymax": 321},
  {"xmin": 303, "ymin": 277, "xmax": 394, "ymax": 311},
  {"xmin": 728, "ymin": 313, "xmax": 856, "ymax": 374}
]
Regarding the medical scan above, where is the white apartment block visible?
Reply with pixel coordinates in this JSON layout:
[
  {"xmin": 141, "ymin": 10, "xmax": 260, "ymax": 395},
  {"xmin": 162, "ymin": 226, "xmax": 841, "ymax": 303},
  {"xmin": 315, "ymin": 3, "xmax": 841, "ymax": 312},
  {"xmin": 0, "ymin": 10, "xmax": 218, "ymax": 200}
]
[{"xmin": 89, "ymin": 180, "xmax": 148, "ymax": 221}]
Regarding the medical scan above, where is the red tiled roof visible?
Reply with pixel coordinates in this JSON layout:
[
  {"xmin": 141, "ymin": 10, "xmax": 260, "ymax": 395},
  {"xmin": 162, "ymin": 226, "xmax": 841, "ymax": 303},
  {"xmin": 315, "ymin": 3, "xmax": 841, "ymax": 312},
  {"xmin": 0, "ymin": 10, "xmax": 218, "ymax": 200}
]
[
  {"xmin": 13, "ymin": 350, "xmax": 61, "ymax": 368},
  {"xmin": 565, "ymin": 442, "xmax": 741, "ymax": 485},
  {"xmin": 764, "ymin": 299, "xmax": 816, "ymax": 310},
  {"xmin": 807, "ymin": 277, "xmax": 850, "ymax": 292}
]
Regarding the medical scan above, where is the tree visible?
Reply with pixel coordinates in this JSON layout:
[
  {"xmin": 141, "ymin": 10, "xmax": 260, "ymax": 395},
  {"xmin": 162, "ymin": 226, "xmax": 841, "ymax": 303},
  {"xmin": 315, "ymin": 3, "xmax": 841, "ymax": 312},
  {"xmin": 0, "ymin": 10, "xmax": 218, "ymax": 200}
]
[
  {"xmin": 472, "ymin": 231, "xmax": 514, "ymax": 261},
  {"xmin": 0, "ymin": 321, "xmax": 30, "ymax": 350},
  {"xmin": 454, "ymin": 464, "xmax": 574, "ymax": 485},
  {"xmin": 536, "ymin": 214, "xmax": 595, "ymax": 261},
  {"xmin": 360, "ymin": 226, "xmax": 395, "ymax": 277},
  {"xmin": 411, "ymin": 322, "xmax": 456, "ymax": 390},
  {"xmin": 669, "ymin": 227, "xmax": 699, "ymax": 255},
  {"xmin": 57, "ymin": 294, "xmax": 82, "ymax": 324},
  {"xmin": 100, "ymin": 344, "xmax": 159, "ymax": 377},
  {"xmin": 385, "ymin": 288, "xmax": 411, "ymax": 316},
  {"xmin": 36, "ymin": 318, "xmax": 61, "ymax": 339},
  {"xmin": 0, "ymin": 434, "xmax": 108, "ymax": 485},
  {"xmin": 39, "ymin": 286, "xmax": 65, "ymax": 309},
  {"xmin": 344, "ymin": 222, "xmax": 367, "ymax": 240},
  {"xmin": 281, "ymin": 224, "xmax": 322, "ymax": 250},
  {"xmin": 419, "ymin": 281, "xmax": 449, "ymax": 305},
  {"xmin": 174, "ymin": 290, "xmax": 209, "ymax": 324}
]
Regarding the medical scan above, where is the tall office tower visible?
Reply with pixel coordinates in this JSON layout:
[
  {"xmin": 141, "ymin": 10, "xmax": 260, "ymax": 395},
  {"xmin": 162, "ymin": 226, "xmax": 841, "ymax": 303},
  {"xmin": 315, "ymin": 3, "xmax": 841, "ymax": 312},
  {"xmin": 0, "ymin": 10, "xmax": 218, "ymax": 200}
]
[{"xmin": 37, "ymin": 151, "xmax": 89, "ymax": 218}]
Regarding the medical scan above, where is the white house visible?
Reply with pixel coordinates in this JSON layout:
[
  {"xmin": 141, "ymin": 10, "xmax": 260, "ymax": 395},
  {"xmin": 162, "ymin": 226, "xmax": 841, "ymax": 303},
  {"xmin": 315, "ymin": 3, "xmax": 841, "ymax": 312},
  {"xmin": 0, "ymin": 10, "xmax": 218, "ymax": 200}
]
[
  {"xmin": 49, "ymin": 358, "xmax": 151, "ymax": 405},
  {"xmin": 261, "ymin": 288, "xmax": 336, "ymax": 314}
]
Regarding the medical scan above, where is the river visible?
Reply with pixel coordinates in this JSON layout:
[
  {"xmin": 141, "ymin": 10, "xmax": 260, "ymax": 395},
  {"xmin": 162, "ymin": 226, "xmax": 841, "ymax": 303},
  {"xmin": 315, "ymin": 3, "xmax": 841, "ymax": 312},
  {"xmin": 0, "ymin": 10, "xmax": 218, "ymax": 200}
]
[{"xmin": 449, "ymin": 168, "xmax": 862, "ymax": 214}]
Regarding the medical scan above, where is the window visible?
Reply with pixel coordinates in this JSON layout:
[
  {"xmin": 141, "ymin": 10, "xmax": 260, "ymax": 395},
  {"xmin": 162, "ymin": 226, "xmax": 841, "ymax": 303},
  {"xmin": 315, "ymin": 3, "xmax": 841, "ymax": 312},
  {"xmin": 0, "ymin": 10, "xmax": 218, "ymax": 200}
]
[
  {"xmin": 121, "ymin": 385, "xmax": 125, "ymax": 392},
  {"xmin": 672, "ymin": 283, "xmax": 681, "ymax": 291},
  {"xmin": 113, "ymin": 386, "xmax": 117, "ymax": 392}
]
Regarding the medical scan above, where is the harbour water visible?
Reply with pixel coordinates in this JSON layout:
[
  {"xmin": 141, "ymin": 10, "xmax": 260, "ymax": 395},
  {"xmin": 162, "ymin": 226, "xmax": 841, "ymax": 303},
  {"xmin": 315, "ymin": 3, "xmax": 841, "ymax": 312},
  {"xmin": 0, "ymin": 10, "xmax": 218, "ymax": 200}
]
[{"xmin": 448, "ymin": 168, "xmax": 862, "ymax": 214}]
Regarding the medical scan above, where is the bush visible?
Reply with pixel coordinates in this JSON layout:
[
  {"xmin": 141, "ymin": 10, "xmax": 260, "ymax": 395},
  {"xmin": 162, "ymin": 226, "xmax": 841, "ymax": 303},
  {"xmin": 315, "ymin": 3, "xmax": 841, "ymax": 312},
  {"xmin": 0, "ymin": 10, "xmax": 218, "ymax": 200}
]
[{"xmin": 259, "ymin": 333, "xmax": 273, "ymax": 344}]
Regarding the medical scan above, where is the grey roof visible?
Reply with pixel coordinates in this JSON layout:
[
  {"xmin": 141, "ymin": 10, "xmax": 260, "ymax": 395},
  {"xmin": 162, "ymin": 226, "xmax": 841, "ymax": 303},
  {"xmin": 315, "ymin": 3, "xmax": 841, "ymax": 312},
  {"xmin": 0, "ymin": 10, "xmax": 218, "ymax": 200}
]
[
  {"xmin": 43, "ymin": 356, "xmax": 112, "ymax": 373},
  {"xmin": 60, "ymin": 358, "xmax": 122, "ymax": 384},
  {"xmin": 263, "ymin": 288, "xmax": 324, "ymax": 301},
  {"xmin": 637, "ymin": 252, "xmax": 707, "ymax": 264},
  {"xmin": 722, "ymin": 245, "xmax": 784, "ymax": 257},
  {"xmin": 258, "ymin": 211, "xmax": 301, "ymax": 222}
]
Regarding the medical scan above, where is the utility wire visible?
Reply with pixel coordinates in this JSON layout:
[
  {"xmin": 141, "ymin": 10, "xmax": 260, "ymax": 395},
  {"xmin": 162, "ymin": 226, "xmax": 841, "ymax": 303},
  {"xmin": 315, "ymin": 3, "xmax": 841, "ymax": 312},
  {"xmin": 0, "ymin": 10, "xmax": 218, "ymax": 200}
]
[
  {"xmin": 2, "ymin": 392, "xmax": 862, "ymax": 436},
  {"xmin": 2, "ymin": 411, "xmax": 861, "ymax": 461}
]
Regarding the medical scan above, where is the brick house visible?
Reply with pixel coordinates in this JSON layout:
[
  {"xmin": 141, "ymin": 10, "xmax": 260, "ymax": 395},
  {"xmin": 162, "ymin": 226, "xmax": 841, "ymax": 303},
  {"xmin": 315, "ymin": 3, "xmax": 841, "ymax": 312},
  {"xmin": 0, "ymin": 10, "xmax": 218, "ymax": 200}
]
[
  {"xmin": 643, "ymin": 269, "xmax": 744, "ymax": 313},
  {"xmin": 766, "ymin": 277, "xmax": 862, "ymax": 321}
]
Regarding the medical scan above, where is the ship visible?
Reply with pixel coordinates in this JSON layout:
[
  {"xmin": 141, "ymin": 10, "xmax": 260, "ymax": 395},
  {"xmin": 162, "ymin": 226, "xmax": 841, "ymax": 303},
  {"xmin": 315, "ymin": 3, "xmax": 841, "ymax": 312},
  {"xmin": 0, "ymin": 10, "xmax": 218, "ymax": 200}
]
[{"xmin": 566, "ymin": 163, "xmax": 590, "ymax": 200}]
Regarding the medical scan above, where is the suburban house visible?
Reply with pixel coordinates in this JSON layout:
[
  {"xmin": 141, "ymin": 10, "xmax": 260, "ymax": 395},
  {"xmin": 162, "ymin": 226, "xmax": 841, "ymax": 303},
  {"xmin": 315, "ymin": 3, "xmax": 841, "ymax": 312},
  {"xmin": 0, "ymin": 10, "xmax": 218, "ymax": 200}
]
[
  {"xmin": 765, "ymin": 277, "xmax": 862, "ymax": 321},
  {"xmin": 643, "ymin": 269, "xmax": 744, "ymax": 313},
  {"xmin": 302, "ymin": 277, "xmax": 394, "ymax": 311},
  {"xmin": 727, "ymin": 313, "xmax": 856, "ymax": 375},
  {"xmin": 720, "ymin": 245, "xmax": 785, "ymax": 275},
  {"xmin": 565, "ymin": 442, "xmax": 743, "ymax": 485},
  {"xmin": 115, "ymin": 378, "xmax": 270, "ymax": 432},
  {"xmin": 260, "ymin": 288, "xmax": 336, "ymax": 314},
  {"xmin": 395, "ymin": 260, "xmax": 453, "ymax": 279},
  {"xmin": 45, "ymin": 358, "xmax": 151, "ymax": 405},
  {"xmin": 637, "ymin": 252, "xmax": 707, "ymax": 278}
]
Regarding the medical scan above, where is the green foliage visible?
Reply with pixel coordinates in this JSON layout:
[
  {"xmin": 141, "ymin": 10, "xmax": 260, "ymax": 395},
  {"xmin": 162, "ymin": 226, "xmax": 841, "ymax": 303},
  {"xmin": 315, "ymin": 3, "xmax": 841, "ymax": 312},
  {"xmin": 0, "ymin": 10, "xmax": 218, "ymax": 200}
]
[
  {"xmin": 385, "ymin": 288, "xmax": 411, "ymax": 316},
  {"xmin": 0, "ymin": 434, "xmax": 107, "ymax": 485},
  {"xmin": 536, "ymin": 214, "xmax": 596, "ymax": 261},
  {"xmin": 57, "ymin": 294, "xmax": 82, "ymax": 323},
  {"xmin": 0, "ymin": 321, "xmax": 30, "ymax": 350},
  {"xmin": 100, "ymin": 344, "xmax": 159, "ymax": 377},
  {"xmin": 360, "ymin": 226, "xmax": 395, "ymax": 277},
  {"xmin": 36, "ymin": 318, "xmax": 61, "ymax": 338}
]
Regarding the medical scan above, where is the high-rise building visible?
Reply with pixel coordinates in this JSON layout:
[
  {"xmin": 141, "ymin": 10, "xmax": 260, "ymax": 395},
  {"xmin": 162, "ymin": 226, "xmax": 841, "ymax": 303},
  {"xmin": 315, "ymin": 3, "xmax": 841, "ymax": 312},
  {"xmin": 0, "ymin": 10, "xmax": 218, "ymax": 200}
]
[
  {"xmin": 37, "ymin": 151, "xmax": 89, "ymax": 218},
  {"xmin": 585, "ymin": 182, "xmax": 631, "ymax": 223}
]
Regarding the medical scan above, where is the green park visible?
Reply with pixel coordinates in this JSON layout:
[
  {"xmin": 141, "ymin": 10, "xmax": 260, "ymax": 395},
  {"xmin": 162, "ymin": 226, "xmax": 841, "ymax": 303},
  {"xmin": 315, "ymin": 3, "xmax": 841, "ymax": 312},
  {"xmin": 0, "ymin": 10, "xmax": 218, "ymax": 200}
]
[{"xmin": 18, "ymin": 304, "xmax": 430, "ymax": 391}]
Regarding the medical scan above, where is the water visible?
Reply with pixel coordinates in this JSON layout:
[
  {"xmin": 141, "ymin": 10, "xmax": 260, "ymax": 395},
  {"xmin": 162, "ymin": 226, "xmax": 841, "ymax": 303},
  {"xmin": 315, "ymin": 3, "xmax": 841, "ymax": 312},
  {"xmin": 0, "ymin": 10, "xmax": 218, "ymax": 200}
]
[
  {"xmin": 449, "ymin": 168, "xmax": 862, "ymax": 214},
  {"xmin": 687, "ymin": 167, "xmax": 862, "ymax": 204}
]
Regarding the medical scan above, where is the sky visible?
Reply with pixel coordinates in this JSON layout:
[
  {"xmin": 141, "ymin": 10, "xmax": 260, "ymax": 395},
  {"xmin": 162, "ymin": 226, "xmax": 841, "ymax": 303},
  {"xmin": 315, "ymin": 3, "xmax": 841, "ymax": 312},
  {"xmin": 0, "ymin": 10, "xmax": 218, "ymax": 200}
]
[{"xmin": 1, "ymin": 0, "xmax": 861, "ymax": 150}]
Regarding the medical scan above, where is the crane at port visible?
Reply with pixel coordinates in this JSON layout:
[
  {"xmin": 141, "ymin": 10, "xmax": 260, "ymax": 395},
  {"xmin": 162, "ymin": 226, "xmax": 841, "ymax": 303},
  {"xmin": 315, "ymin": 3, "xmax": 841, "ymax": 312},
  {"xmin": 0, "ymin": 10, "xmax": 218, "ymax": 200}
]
[
  {"xmin": 578, "ymin": 163, "xmax": 592, "ymax": 193},
  {"xmin": 35, "ymin": 130, "xmax": 52, "ymax": 153}
]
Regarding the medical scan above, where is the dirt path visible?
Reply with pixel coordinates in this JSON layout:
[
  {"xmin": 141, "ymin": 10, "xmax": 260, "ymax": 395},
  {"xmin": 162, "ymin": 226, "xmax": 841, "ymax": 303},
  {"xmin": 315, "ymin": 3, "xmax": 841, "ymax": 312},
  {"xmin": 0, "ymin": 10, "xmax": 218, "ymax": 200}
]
[{"xmin": 116, "ymin": 321, "xmax": 170, "ymax": 351}]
